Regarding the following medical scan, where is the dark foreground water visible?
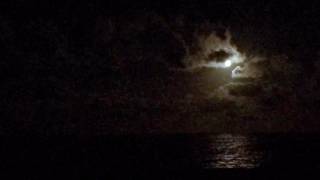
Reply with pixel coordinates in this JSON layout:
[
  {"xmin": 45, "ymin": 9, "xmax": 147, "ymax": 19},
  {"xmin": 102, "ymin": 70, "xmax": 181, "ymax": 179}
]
[{"xmin": 1, "ymin": 134, "xmax": 320, "ymax": 177}]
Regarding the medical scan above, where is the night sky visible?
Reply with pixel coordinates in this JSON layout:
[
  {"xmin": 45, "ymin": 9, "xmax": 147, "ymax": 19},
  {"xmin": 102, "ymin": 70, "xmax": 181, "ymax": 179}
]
[{"xmin": 2, "ymin": 0, "xmax": 320, "ymax": 135}]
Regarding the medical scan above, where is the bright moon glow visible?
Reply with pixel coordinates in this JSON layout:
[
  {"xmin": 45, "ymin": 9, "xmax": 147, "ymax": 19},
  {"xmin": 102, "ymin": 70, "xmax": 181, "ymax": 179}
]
[
  {"xmin": 224, "ymin": 60, "xmax": 232, "ymax": 67},
  {"xmin": 203, "ymin": 52, "xmax": 244, "ymax": 69}
]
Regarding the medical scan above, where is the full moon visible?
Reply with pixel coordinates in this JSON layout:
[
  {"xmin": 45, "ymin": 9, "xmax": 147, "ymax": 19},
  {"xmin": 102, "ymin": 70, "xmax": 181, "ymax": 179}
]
[{"xmin": 224, "ymin": 60, "xmax": 232, "ymax": 67}]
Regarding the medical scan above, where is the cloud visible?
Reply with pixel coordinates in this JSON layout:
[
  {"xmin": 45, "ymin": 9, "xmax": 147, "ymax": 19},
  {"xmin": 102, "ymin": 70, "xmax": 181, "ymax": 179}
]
[{"xmin": 183, "ymin": 29, "xmax": 246, "ymax": 69}]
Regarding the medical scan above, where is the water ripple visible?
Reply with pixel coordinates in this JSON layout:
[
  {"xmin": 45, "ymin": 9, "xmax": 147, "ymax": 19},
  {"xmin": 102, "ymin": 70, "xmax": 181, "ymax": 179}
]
[{"xmin": 193, "ymin": 134, "xmax": 265, "ymax": 168}]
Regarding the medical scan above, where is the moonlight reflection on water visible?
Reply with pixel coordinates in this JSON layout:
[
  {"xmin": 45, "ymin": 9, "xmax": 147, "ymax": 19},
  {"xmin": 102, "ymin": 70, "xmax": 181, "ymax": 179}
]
[{"xmin": 198, "ymin": 134, "xmax": 265, "ymax": 168}]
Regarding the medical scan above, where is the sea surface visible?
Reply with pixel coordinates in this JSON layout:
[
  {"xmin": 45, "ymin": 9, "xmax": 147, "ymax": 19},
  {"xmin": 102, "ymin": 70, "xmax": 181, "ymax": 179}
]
[{"xmin": 2, "ymin": 134, "xmax": 320, "ymax": 177}]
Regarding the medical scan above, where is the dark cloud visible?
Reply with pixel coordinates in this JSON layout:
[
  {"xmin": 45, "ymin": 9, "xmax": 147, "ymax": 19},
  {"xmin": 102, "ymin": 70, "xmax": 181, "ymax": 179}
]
[{"xmin": 205, "ymin": 50, "xmax": 232, "ymax": 63}]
